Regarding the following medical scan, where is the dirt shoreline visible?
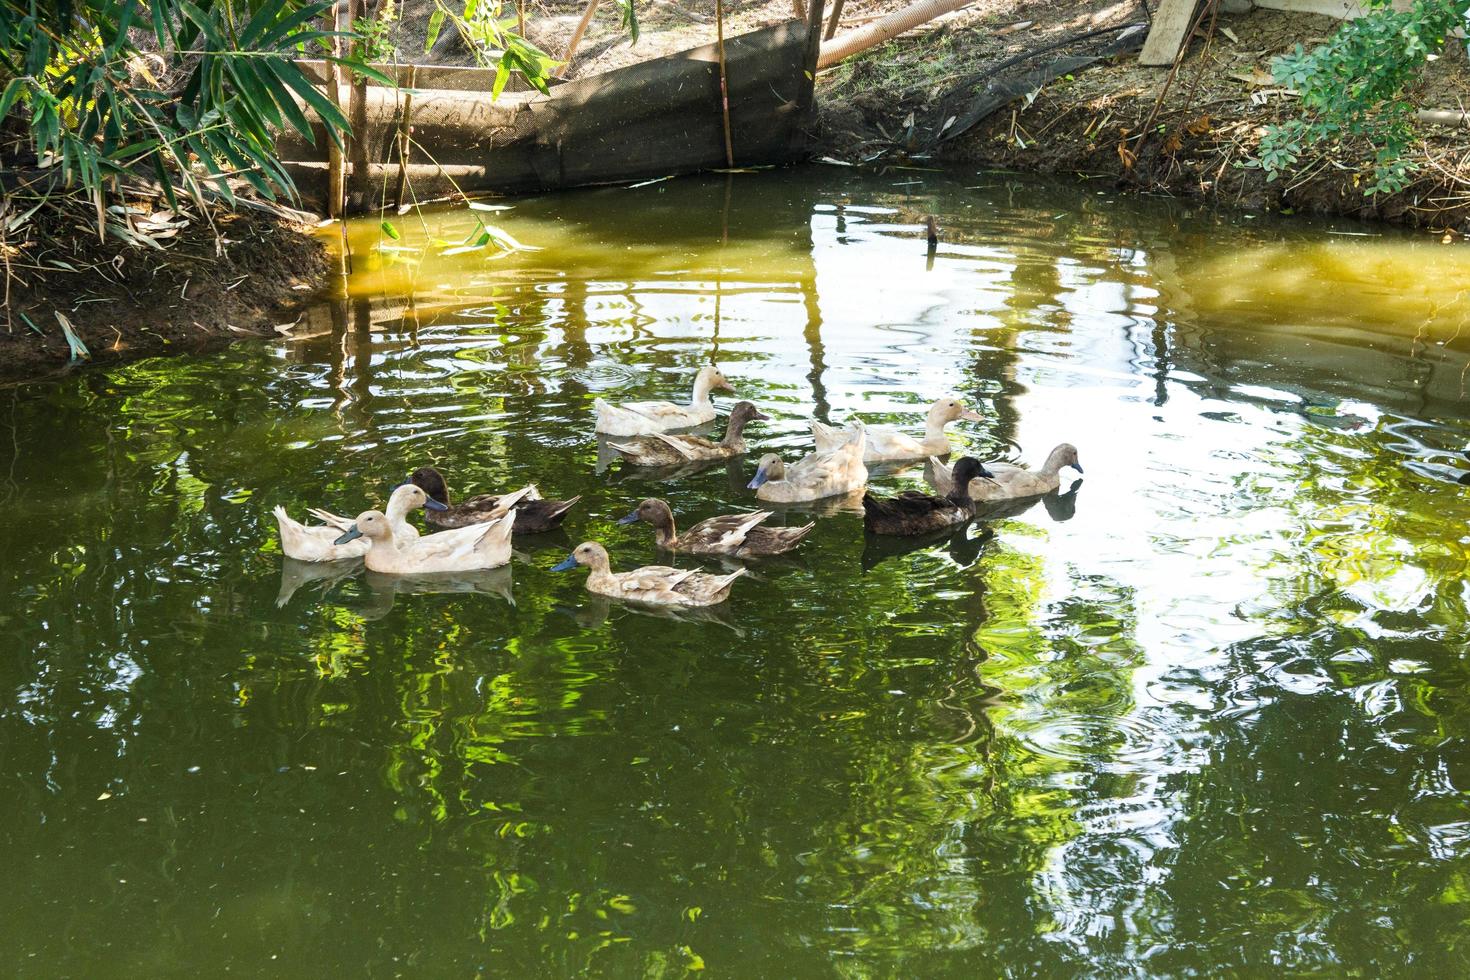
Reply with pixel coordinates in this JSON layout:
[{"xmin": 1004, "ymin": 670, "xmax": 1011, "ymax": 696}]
[
  {"xmin": 816, "ymin": 3, "xmax": 1470, "ymax": 230},
  {"xmin": 1, "ymin": 210, "xmax": 328, "ymax": 386}
]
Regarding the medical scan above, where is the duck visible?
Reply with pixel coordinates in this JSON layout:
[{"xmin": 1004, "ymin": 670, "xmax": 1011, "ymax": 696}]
[
  {"xmin": 333, "ymin": 508, "xmax": 516, "ymax": 573},
  {"xmin": 930, "ymin": 443, "xmax": 1082, "ymax": 501},
  {"xmin": 863, "ymin": 457, "xmax": 993, "ymax": 536},
  {"xmin": 409, "ymin": 466, "xmax": 580, "ymax": 534},
  {"xmin": 811, "ymin": 397, "xmax": 983, "ymax": 462},
  {"xmin": 747, "ymin": 424, "xmax": 869, "ymax": 502},
  {"xmin": 606, "ymin": 401, "xmax": 769, "ymax": 467},
  {"xmin": 551, "ymin": 540, "xmax": 744, "ymax": 607},
  {"xmin": 617, "ymin": 497, "xmax": 815, "ymax": 557},
  {"xmin": 273, "ymin": 483, "xmax": 449, "ymax": 562},
  {"xmin": 594, "ymin": 364, "xmax": 735, "ymax": 436}
]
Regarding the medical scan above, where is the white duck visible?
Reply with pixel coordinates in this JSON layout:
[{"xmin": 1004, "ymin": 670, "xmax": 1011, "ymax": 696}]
[
  {"xmin": 594, "ymin": 364, "xmax": 735, "ymax": 436},
  {"xmin": 308, "ymin": 483, "xmax": 532, "ymax": 544},
  {"xmin": 552, "ymin": 541, "xmax": 744, "ymax": 607},
  {"xmin": 747, "ymin": 424, "xmax": 869, "ymax": 502},
  {"xmin": 811, "ymin": 397, "xmax": 982, "ymax": 462},
  {"xmin": 273, "ymin": 483, "xmax": 447, "ymax": 563},
  {"xmin": 929, "ymin": 443, "xmax": 1083, "ymax": 501},
  {"xmin": 334, "ymin": 508, "xmax": 516, "ymax": 573}
]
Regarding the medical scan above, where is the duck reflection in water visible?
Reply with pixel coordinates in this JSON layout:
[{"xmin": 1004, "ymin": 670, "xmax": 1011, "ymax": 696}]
[
  {"xmin": 361, "ymin": 566, "xmax": 515, "ymax": 620},
  {"xmin": 559, "ymin": 593, "xmax": 744, "ymax": 634},
  {"xmin": 276, "ymin": 556, "xmax": 364, "ymax": 608}
]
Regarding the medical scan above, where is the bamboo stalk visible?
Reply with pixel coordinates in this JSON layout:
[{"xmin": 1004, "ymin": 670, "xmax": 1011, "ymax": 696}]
[
  {"xmin": 345, "ymin": 0, "xmax": 370, "ymax": 210},
  {"xmin": 715, "ymin": 0, "xmax": 734, "ymax": 167},
  {"xmin": 395, "ymin": 64, "xmax": 417, "ymax": 206},
  {"xmin": 825, "ymin": 0, "xmax": 846, "ymax": 40},
  {"xmin": 565, "ymin": 0, "xmax": 602, "ymax": 64},
  {"xmin": 325, "ymin": 3, "xmax": 345, "ymax": 218},
  {"xmin": 818, "ymin": 0, "xmax": 974, "ymax": 69},
  {"xmin": 792, "ymin": 0, "xmax": 807, "ymax": 19}
]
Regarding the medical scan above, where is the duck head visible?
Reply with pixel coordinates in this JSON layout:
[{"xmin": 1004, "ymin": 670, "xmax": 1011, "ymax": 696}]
[
  {"xmin": 334, "ymin": 509, "xmax": 392, "ymax": 545},
  {"xmin": 930, "ymin": 396, "xmax": 984, "ymax": 425},
  {"xmin": 391, "ymin": 481, "xmax": 448, "ymax": 512},
  {"xmin": 409, "ymin": 467, "xmax": 452, "ymax": 508},
  {"xmin": 617, "ymin": 498, "xmax": 676, "ymax": 533},
  {"xmin": 949, "ymin": 456, "xmax": 994, "ymax": 487},
  {"xmin": 1045, "ymin": 443, "xmax": 1083, "ymax": 476},
  {"xmin": 697, "ymin": 363, "xmax": 736, "ymax": 396},
  {"xmin": 747, "ymin": 453, "xmax": 786, "ymax": 489},
  {"xmin": 552, "ymin": 540, "xmax": 612, "ymax": 573}
]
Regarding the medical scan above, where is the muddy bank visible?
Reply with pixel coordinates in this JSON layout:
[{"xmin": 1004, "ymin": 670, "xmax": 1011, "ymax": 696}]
[
  {"xmin": 816, "ymin": 2, "xmax": 1470, "ymax": 230},
  {"xmin": 1, "ymin": 211, "xmax": 328, "ymax": 386}
]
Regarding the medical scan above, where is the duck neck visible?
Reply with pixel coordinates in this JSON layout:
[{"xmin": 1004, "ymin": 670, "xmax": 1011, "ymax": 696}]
[
  {"xmin": 585, "ymin": 562, "xmax": 617, "ymax": 591},
  {"xmin": 720, "ymin": 416, "xmax": 749, "ymax": 449},
  {"xmin": 945, "ymin": 483, "xmax": 974, "ymax": 509},
  {"xmin": 1039, "ymin": 451, "xmax": 1067, "ymax": 477},
  {"xmin": 385, "ymin": 495, "xmax": 417, "ymax": 537},
  {"xmin": 923, "ymin": 413, "xmax": 952, "ymax": 445},
  {"xmin": 691, "ymin": 371, "xmax": 717, "ymax": 408},
  {"xmin": 651, "ymin": 515, "xmax": 678, "ymax": 547}
]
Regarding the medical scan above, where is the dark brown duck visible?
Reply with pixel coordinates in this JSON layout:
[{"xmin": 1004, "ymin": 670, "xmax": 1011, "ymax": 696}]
[
  {"xmin": 410, "ymin": 466, "xmax": 581, "ymax": 534},
  {"xmin": 862, "ymin": 457, "xmax": 993, "ymax": 536}
]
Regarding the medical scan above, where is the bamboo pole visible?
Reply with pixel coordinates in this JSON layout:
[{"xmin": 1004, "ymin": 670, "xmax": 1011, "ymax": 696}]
[
  {"xmin": 715, "ymin": 0, "xmax": 734, "ymax": 167},
  {"xmin": 394, "ymin": 64, "xmax": 417, "ymax": 206},
  {"xmin": 817, "ymin": 0, "xmax": 973, "ymax": 69},
  {"xmin": 325, "ymin": 3, "xmax": 345, "ymax": 217},
  {"xmin": 824, "ymin": 0, "xmax": 846, "ymax": 40},
  {"xmin": 345, "ymin": 0, "xmax": 370, "ymax": 209},
  {"xmin": 564, "ymin": 0, "xmax": 602, "ymax": 64}
]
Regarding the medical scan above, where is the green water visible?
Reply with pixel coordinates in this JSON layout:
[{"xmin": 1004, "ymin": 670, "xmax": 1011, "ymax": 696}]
[{"xmin": 6, "ymin": 167, "xmax": 1470, "ymax": 976}]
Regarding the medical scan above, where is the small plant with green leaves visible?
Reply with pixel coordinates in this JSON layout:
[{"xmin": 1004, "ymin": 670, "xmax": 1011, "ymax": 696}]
[
  {"xmin": 425, "ymin": 0, "xmax": 557, "ymax": 97},
  {"xmin": 1259, "ymin": 0, "xmax": 1470, "ymax": 196}
]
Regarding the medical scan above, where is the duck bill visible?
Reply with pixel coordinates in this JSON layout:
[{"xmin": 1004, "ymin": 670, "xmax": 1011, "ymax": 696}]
[
  {"xmin": 615, "ymin": 511, "xmax": 640, "ymax": 525},
  {"xmin": 752, "ymin": 410, "xmax": 771, "ymax": 421},
  {"xmin": 550, "ymin": 554, "xmax": 579, "ymax": 572},
  {"xmin": 978, "ymin": 464, "xmax": 996, "ymax": 479},
  {"xmin": 1071, "ymin": 462, "xmax": 1084, "ymax": 475},
  {"xmin": 334, "ymin": 525, "xmax": 363, "ymax": 545},
  {"xmin": 747, "ymin": 468, "xmax": 769, "ymax": 490},
  {"xmin": 424, "ymin": 498, "xmax": 449, "ymax": 511},
  {"xmin": 959, "ymin": 409, "xmax": 984, "ymax": 422}
]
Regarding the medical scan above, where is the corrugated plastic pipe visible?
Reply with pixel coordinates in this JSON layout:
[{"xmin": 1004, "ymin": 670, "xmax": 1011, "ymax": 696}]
[{"xmin": 817, "ymin": 0, "xmax": 974, "ymax": 69}]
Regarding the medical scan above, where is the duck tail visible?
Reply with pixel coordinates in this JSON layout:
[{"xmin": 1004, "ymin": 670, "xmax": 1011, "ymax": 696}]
[
  {"xmin": 789, "ymin": 521, "xmax": 817, "ymax": 543},
  {"xmin": 543, "ymin": 495, "xmax": 582, "ymax": 523},
  {"xmin": 715, "ymin": 566, "xmax": 746, "ymax": 595},
  {"xmin": 810, "ymin": 419, "xmax": 843, "ymax": 451},
  {"xmin": 476, "ymin": 510, "xmax": 517, "ymax": 550}
]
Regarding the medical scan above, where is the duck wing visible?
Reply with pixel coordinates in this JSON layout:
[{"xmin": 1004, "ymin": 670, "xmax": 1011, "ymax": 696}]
[
  {"xmin": 685, "ymin": 511, "xmax": 772, "ymax": 551},
  {"xmin": 305, "ymin": 507, "xmax": 355, "ymax": 531}
]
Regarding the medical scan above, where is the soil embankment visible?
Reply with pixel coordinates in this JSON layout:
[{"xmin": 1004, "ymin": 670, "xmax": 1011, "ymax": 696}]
[
  {"xmin": 1, "ymin": 209, "xmax": 327, "ymax": 385},
  {"xmin": 816, "ymin": 0, "xmax": 1470, "ymax": 228}
]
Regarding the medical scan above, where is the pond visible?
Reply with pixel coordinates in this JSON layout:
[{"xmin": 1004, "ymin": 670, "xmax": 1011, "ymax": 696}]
[{"xmin": 4, "ymin": 166, "xmax": 1470, "ymax": 976}]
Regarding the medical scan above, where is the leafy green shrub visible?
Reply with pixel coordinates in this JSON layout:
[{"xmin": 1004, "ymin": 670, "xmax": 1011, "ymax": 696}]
[{"xmin": 1259, "ymin": 0, "xmax": 1470, "ymax": 196}]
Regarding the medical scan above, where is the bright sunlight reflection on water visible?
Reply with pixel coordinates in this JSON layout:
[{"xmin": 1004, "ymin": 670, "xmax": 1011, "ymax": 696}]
[{"xmin": 3, "ymin": 167, "xmax": 1470, "ymax": 975}]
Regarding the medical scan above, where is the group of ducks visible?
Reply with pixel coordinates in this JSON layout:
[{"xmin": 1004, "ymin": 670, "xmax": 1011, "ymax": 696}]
[{"xmin": 274, "ymin": 364, "xmax": 1082, "ymax": 610}]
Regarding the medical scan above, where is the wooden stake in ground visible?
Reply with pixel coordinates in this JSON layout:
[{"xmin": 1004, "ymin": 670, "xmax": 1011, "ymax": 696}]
[
  {"xmin": 1139, "ymin": 0, "xmax": 1198, "ymax": 66},
  {"xmin": 716, "ymin": 0, "xmax": 735, "ymax": 167}
]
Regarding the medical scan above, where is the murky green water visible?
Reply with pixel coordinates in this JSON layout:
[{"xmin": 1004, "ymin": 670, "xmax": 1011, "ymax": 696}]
[{"xmin": 5, "ymin": 167, "xmax": 1470, "ymax": 976}]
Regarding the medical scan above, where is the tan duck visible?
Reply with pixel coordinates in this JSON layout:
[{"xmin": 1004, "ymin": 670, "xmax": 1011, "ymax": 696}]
[
  {"xmin": 607, "ymin": 401, "xmax": 768, "ymax": 467},
  {"xmin": 334, "ymin": 508, "xmax": 516, "ymax": 573},
  {"xmin": 617, "ymin": 498, "xmax": 814, "ymax": 557},
  {"xmin": 552, "ymin": 541, "xmax": 743, "ymax": 607},
  {"xmin": 811, "ymin": 397, "xmax": 982, "ymax": 462},
  {"xmin": 594, "ymin": 364, "xmax": 735, "ymax": 436},
  {"xmin": 274, "ymin": 483, "xmax": 447, "ymax": 562},
  {"xmin": 748, "ymin": 424, "xmax": 868, "ymax": 502},
  {"xmin": 410, "ymin": 466, "xmax": 580, "ymax": 534},
  {"xmin": 930, "ymin": 443, "xmax": 1082, "ymax": 501},
  {"xmin": 863, "ymin": 458, "xmax": 992, "ymax": 536}
]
